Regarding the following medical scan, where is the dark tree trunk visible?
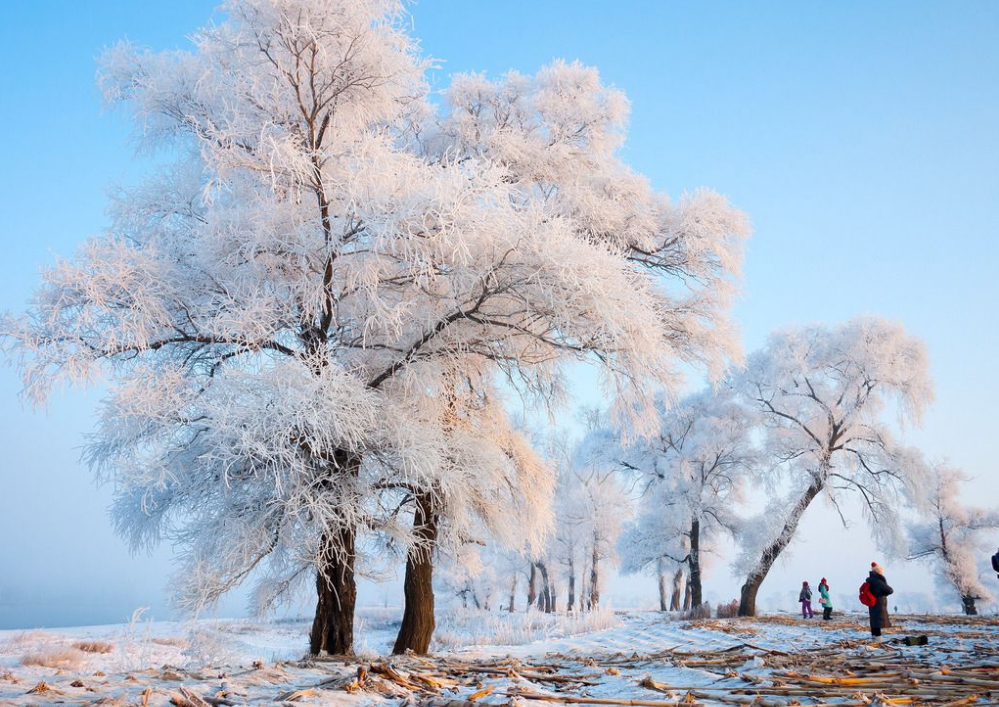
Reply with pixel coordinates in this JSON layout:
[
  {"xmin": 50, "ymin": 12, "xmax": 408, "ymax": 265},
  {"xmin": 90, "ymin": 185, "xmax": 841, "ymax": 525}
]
[
  {"xmin": 657, "ymin": 560, "xmax": 669, "ymax": 612},
  {"xmin": 309, "ymin": 451, "xmax": 360, "ymax": 656},
  {"xmin": 589, "ymin": 542, "xmax": 600, "ymax": 609},
  {"xmin": 682, "ymin": 575, "xmax": 692, "ymax": 612},
  {"xmin": 881, "ymin": 599, "xmax": 892, "ymax": 628},
  {"xmin": 670, "ymin": 567, "xmax": 683, "ymax": 611},
  {"xmin": 962, "ymin": 595, "xmax": 978, "ymax": 615},
  {"xmin": 689, "ymin": 518, "xmax": 703, "ymax": 608},
  {"xmin": 392, "ymin": 491, "xmax": 439, "ymax": 655},
  {"xmin": 527, "ymin": 563, "xmax": 537, "ymax": 610},
  {"xmin": 739, "ymin": 480, "xmax": 824, "ymax": 616},
  {"xmin": 536, "ymin": 561, "xmax": 555, "ymax": 613},
  {"xmin": 309, "ymin": 524, "xmax": 357, "ymax": 655}
]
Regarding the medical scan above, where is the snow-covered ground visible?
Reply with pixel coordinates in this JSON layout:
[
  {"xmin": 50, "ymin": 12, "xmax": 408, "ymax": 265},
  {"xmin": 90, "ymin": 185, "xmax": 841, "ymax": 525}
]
[{"xmin": 1, "ymin": 610, "xmax": 996, "ymax": 706}]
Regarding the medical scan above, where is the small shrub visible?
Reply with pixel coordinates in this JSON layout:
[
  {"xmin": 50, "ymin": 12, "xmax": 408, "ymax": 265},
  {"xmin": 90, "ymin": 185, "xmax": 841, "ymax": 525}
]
[
  {"xmin": 716, "ymin": 600, "xmax": 740, "ymax": 619},
  {"xmin": 680, "ymin": 602, "xmax": 713, "ymax": 620},
  {"xmin": 73, "ymin": 641, "xmax": 114, "ymax": 654},
  {"xmin": 21, "ymin": 648, "xmax": 87, "ymax": 670}
]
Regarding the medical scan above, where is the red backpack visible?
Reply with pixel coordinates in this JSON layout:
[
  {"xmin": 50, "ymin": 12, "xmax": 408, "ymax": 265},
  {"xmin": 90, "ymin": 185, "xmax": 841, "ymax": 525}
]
[{"xmin": 859, "ymin": 581, "xmax": 876, "ymax": 607}]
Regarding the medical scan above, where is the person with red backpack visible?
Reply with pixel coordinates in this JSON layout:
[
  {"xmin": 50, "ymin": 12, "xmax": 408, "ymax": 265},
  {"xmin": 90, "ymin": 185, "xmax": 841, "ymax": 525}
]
[{"xmin": 860, "ymin": 562, "xmax": 893, "ymax": 641}]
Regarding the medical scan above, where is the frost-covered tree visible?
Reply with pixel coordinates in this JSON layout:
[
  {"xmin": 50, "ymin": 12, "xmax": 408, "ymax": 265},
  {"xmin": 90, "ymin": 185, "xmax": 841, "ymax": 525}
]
[
  {"xmin": 2, "ymin": 0, "xmax": 748, "ymax": 655},
  {"xmin": 734, "ymin": 317, "xmax": 933, "ymax": 616},
  {"xmin": 435, "ymin": 544, "xmax": 501, "ymax": 611},
  {"xmin": 561, "ymin": 442, "xmax": 632, "ymax": 609},
  {"xmin": 381, "ymin": 375, "xmax": 555, "ymax": 653},
  {"xmin": 617, "ymin": 392, "xmax": 758, "ymax": 609},
  {"xmin": 907, "ymin": 463, "xmax": 999, "ymax": 615}
]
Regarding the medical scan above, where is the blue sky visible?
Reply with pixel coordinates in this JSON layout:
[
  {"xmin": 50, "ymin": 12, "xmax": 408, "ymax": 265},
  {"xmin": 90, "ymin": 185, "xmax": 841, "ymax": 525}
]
[{"xmin": 1, "ymin": 1, "xmax": 997, "ymax": 627}]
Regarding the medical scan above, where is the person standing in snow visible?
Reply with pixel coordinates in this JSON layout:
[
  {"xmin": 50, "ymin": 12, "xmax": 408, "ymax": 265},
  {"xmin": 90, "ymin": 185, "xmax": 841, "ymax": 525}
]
[
  {"xmin": 799, "ymin": 580, "xmax": 814, "ymax": 618},
  {"xmin": 866, "ymin": 562, "xmax": 894, "ymax": 640},
  {"xmin": 818, "ymin": 578, "xmax": 833, "ymax": 620}
]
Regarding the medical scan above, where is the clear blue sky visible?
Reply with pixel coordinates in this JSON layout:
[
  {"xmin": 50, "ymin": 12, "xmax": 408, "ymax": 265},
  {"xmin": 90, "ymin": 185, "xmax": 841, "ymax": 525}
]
[{"xmin": 1, "ymin": 1, "xmax": 997, "ymax": 628}]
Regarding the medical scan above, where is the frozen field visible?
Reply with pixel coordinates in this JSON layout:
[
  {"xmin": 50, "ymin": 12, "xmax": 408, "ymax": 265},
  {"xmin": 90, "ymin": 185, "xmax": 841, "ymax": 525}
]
[{"xmin": 1, "ymin": 610, "xmax": 997, "ymax": 706}]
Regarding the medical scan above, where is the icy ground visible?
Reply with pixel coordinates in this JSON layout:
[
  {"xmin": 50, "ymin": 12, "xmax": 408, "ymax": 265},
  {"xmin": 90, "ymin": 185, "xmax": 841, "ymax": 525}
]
[{"xmin": 1, "ymin": 610, "xmax": 997, "ymax": 706}]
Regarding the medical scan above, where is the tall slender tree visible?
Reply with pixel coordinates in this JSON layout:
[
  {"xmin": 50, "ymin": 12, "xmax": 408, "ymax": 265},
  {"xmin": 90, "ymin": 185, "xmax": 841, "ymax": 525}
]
[{"xmin": 617, "ymin": 392, "xmax": 758, "ymax": 609}]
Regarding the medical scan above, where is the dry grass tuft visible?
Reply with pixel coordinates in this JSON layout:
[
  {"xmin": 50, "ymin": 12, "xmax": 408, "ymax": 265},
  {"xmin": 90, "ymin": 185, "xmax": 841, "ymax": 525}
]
[
  {"xmin": 27, "ymin": 680, "xmax": 59, "ymax": 694},
  {"xmin": 73, "ymin": 640, "xmax": 115, "ymax": 654},
  {"xmin": 20, "ymin": 647, "xmax": 88, "ymax": 670}
]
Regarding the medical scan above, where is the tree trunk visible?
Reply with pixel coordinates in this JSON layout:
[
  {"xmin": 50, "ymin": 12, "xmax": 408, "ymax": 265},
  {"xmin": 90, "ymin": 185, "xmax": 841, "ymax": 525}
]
[
  {"xmin": 689, "ymin": 518, "xmax": 703, "ymax": 608},
  {"xmin": 508, "ymin": 575, "xmax": 517, "ymax": 613},
  {"xmin": 881, "ymin": 599, "xmax": 892, "ymax": 628},
  {"xmin": 309, "ymin": 451, "xmax": 361, "ymax": 656},
  {"xmin": 589, "ymin": 542, "xmax": 600, "ymax": 609},
  {"xmin": 738, "ymin": 480, "xmax": 824, "ymax": 617},
  {"xmin": 527, "ymin": 563, "xmax": 537, "ymax": 610},
  {"xmin": 392, "ymin": 491, "xmax": 439, "ymax": 655},
  {"xmin": 535, "ymin": 562, "xmax": 554, "ymax": 613},
  {"xmin": 670, "ymin": 567, "xmax": 683, "ymax": 611},
  {"xmin": 962, "ymin": 595, "xmax": 978, "ymax": 615},
  {"xmin": 657, "ymin": 558, "xmax": 669, "ymax": 612},
  {"xmin": 567, "ymin": 558, "xmax": 576, "ymax": 611},
  {"xmin": 682, "ymin": 575, "xmax": 692, "ymax": 612},
  {"xmin": 309, "ymin": 524, "xmax": 357, "ymax": 655}
]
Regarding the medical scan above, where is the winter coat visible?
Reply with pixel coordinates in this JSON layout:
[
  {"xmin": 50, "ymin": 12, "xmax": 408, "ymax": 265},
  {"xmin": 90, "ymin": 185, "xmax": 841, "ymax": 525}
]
[
  {"xmin": 799, "ymin": 587, "xmax": 812, "ymax": 602},
  {"xmin": 867, "ymin": 571, "xmax": 893, "ymax": 600},
  {"xmin": 819, "ymin": 585, "xmax": 832, "ymax": 608}
]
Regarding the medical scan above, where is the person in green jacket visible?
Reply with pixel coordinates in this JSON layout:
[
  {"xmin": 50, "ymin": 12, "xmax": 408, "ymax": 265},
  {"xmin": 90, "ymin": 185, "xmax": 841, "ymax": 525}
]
[{"xmin": 818, "ymin": 577, "xmax": 833, "ymax": 620}]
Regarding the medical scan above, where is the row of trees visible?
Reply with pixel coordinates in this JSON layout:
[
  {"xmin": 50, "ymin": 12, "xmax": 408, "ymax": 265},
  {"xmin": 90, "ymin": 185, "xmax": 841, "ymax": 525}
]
[{"xmin": 440, "ymin": 318, "xmax": 996, "ymax": 619}]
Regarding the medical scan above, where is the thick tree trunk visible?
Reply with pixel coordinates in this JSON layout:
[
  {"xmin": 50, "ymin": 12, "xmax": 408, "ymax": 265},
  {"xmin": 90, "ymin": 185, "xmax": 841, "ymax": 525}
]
[
  {"xmin": 508, "ymin": 576, "xmax": 517, "ymax": 613},
  {"xmin": 739, "ymin": 480, "xmax": 824, "ymax": 617},
  {"xmin": 881, "ymin": 599, "xmax": 892, "ymax": 628},
  {"xmin": 392, "ymin": 491, "xmax": 439, "ymax": 655},
  {"xmin": 682, "ymin": 575, "xmax": 692, "ymax": 612},
  {"xmin": 589, "ymin": 542, "xmax": 600, "ymax": 609},
  {"xmin": 657, "ymin": 559, "xmax": 669, "ymax": 612},
  {"xmin": 309, "ymin": 451, "xmax": 360, "ymax": 656},
  {"xmin": 689, "ymin": 518, "xmax": 703, "ymax": 608},
  {"xmin": 670, "ymin": 567, "xmax": 684, "ymax": 611},
  {"xmin": 527, "ymin": 563, "xmax": 537, "ymax": 610},
  {"xmin": 309, "ymin": 524, "xmax": 357, "ymax": 655},
  {"xmin": 962, "ymin": 595, "xmax": 978, "ymax": 615}
]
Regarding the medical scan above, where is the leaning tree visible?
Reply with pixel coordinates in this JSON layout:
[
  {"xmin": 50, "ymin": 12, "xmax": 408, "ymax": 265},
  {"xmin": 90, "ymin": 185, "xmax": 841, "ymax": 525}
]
[
  {"xmin": 733, "ymin": 317, "xmax": 933, "ymax": 616},
  {"xmin": 907, "ymin": 462, "xmax": 999, "ymax": 615},
  {"xmin": 3, "ymin": 0, "xmax": 749, "ymax": 655}
]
